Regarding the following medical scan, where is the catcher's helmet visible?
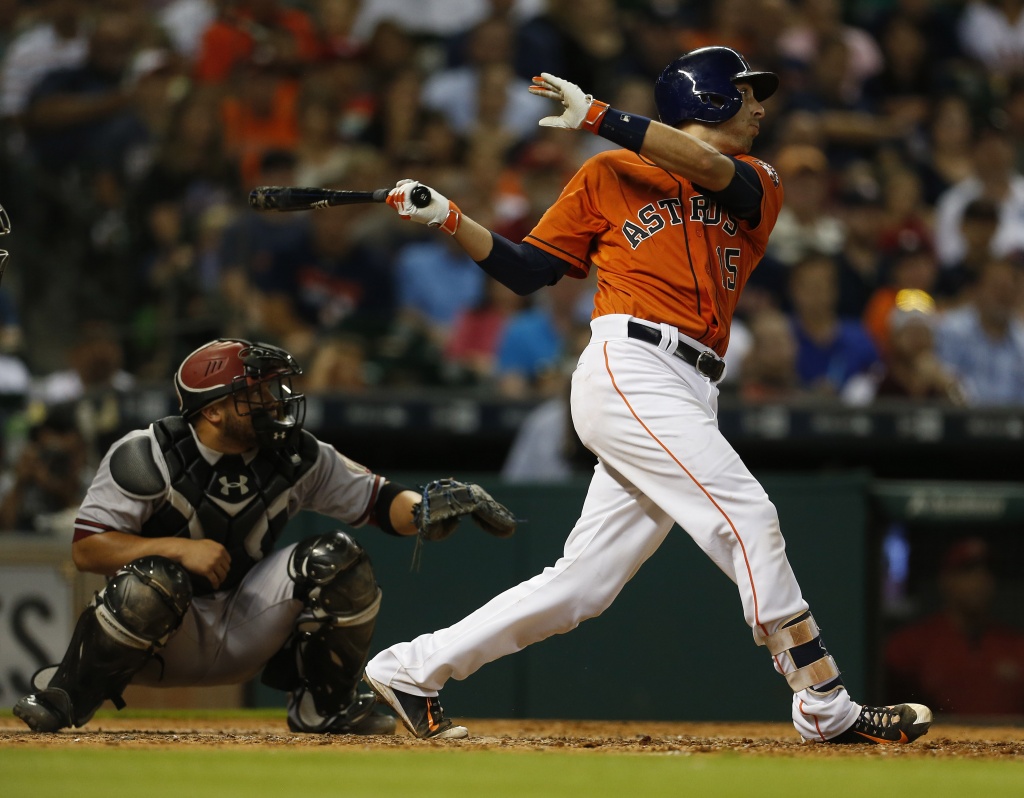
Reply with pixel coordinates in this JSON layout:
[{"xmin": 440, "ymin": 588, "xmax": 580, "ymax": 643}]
[
  {"xmin": 175, "ymin": 338, "xmax": 306, "ymax": 449},
  {"xmin": 655, "ymin": 46, "xmax": 779, "ymax": 127}
]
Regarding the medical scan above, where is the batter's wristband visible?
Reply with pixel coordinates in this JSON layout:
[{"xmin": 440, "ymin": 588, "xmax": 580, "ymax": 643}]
[
  {"xmin": 432, "ymin": 201, "xmax": 461, "ymax": 236},
  {"xmin": 581, "ymin": 99, "xmax": 609, "ymax": 134},
  {"xmin": 597, "ymin": 107, "xmax": 651, "ymax": 154}
]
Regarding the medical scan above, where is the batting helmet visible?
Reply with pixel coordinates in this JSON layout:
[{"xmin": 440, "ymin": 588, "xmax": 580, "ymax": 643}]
[
  {"xmin": 655, "ymin": 46, "xmax": 779, "ymax": 127},
  {"xmin": 175, "ymin": 338, "xmax": 306, "ymax": 449}
]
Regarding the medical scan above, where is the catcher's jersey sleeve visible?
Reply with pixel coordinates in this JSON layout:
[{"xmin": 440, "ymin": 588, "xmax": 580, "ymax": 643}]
[
  {"xmin": 525, "ymin": 150, "xmax": 784, "ymax": 355},
  {"xmin": 288, "ymin": 441, "xmax": 382, "ymax": 526}
]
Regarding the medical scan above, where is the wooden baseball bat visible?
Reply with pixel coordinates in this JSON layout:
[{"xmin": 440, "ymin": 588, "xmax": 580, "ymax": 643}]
[{"xmin": 248, "ymin": 185, "xmax": 432, "ymax": 212}]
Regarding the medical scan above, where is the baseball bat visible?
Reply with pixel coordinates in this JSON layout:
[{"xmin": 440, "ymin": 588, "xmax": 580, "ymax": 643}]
[{"xmin": 248, "ymin": 185, "xmax": 432, "ymax": 212}]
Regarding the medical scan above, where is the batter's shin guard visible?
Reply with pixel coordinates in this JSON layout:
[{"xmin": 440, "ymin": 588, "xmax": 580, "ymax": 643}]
[{"xmin": 761, "ymin": 611, "xmax": 844, "ymax": 694}]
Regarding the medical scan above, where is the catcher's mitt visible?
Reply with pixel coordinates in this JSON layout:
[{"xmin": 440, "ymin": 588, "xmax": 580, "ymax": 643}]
[{"xmin": 414, "ymin": 478, "xmax": 517, "ymax": 542}]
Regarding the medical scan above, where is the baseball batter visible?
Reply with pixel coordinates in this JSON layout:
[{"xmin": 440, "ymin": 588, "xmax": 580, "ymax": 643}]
[
  {"xmin": 364, "ymin": 47, "xmax": 933, "ymax": 744},
  {"xmin": 13, "ymin": 338, "xmax": 514, "ymax": 734}
]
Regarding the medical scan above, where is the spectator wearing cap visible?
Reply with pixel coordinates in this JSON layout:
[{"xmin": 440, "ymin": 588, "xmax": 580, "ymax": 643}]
[
  {"xmin": 842, "ymin": 289, "xmax": 965, "ymax": 406},
  {"xmin": 934, "ymin": 257, "xmax": 1024, "ymax": 407},
  {"xmin": 884, "ymin": 537, "xmax": 1024, "ymax": 716},
  {"xmin": 765, "ymin": 144, "xmax": 844, "ymax": 268},
  {"xmin": 933, "ymin": 123, "xmax": 1024, "ymax": 271}
]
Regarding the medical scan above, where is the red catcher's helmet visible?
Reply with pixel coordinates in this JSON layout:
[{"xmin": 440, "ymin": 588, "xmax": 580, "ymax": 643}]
[
  {"xmin": 174, "ymin": 339, "xmax": 305, "ymax": 448},
  {"xmin": 655, "ymin": 46, "xmax": 779, "ymax": 126}
]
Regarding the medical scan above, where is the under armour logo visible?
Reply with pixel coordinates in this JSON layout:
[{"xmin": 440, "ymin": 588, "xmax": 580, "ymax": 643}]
[
  {"xmin": 219, "ymin": 475, "xmax": 250, "ymax": 497},
  {"xmin": 273, "ymin": 431, "xmax": 287, "ymax": 440}
]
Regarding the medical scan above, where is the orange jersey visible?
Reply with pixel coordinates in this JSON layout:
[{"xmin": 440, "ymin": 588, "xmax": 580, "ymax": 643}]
[{"xmin": 525, "ymin": 149, "xmax": 784, "ymax": 356}]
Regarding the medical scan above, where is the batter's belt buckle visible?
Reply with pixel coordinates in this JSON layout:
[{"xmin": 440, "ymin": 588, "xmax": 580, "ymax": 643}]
[{"xmin": 695, "ymin": 350, "xmax": 725, "ymax": 382}]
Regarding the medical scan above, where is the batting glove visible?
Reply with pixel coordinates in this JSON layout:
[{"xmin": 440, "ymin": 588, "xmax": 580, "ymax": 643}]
[
  {"xmin": 386, "ymin": 179, "xmax": 462, "ymax": 235},
  {"xmin": 529, "ymin": 72, "xmax": 609, "ymax": 133}
]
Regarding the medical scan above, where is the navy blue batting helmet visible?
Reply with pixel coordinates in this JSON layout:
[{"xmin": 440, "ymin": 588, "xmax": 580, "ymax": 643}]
[{"xmin": 655, "ymin": 46, "xmax": 779, "ymax": 127}]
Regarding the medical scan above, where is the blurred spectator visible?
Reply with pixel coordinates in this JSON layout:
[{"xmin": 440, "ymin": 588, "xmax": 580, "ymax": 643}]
[
  {"xmin": 443, "ymin": 276, "xmax": 527, "ymax": 384},
  {"xmin": 884, "ymin": 537, "xmax": 1024, "ymax": 716},
  {"xmin": 777, "ymin": 0, "xmax": 884, "ymax": 105},
  {"xmin": 957, "ymin": 0, "xmax": 1024, "ymax": 79},
  {"xmin": 935, "ymin": 257, "xmax": 1024, "ymax": 407},
  {"xmin": 350, "ymin": 0, "xmax": 543, "ymax": 45},
  {"xmin": 219, "ymin": 60, "xmax": 302, "ymax": 189},
  {"xmin": 247, "ymin": 180, "xmax": 397, "ymax": 362},
  {"xmin": 156, "ymin": 0, "xmax": 216, "ymax": 61},
  {"xmin": 394, "ymin": 234, "xmax": 485, "ymax": 350},
  {"xmin": 843, "ymin": 290, "xmax": 965, "ymax": 405},
  {"xmin": 934, "ymin": 197, "xmax": 1000, "ymax": 302},
  {"xmin": 765, "ymin": 145, "xmax": 844, "ymax": 269},
  {"xmin": 907, "ymin": 93, "xmax": 976, "ymax": 205},
  {"xmin": 862, "ymin": 226, "xmax": 939, "ymax": 356},
  {"xmin": 933, "ymin": 122, "xmax": 1024, "ymax": 270},
  {"xmin": 193, "ymin": 0, "xmax": 323, "ymax": 84},
  {"xmin": 787, "ymin": 252, "xmax": 880, "ymax": 397},
  {"xmin": 32, "ymin": 319, "xmax": 134, "ymax": 401},
  {"xmin": 834, "ymin": 179, "xmax": 887, "ymax": 317},
  {"xmin": 303, "ymin": 332, "xmax": 369, "ymax": 393},
  {"xmin": 494, "ymin": 275, "xmax": 594, "ymax": 399},
  {"xmin": 420, "ymin": 15, "xmax": 549, "ymax": 147},
  {"xmin": 22, "ymin": 10, "xmax": 150, "ymax": 181},
  {"xmin": 861, "ymin": 11, "xmax": 933, "ymax": 129},
  {"xmin": 0, "ymin": 402, "xmax": 90, "ymax": 535},
  {"xmin": 0, "ymin": 0, "xmax": 87, "ymax": 122},
  {"xmin": 0, "ymin": 285, "xmax": 28, "ymax": 397},
  {"xmin": 293, "ymin": 78, "xmax": 351, "ymax": 187},
  {"xmin": 738, "ymin": 307, "xmax": 807, "ymax": 403}
]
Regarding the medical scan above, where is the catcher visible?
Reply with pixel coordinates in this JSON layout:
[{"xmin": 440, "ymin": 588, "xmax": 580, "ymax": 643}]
[{"xmin": 13, "ymin": 338, "xmax": 515, "ymax": 734}]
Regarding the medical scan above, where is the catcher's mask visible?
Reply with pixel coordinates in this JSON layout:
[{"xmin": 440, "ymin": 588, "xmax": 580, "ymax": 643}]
[
  {"xmin": 655, "ymin": 46, "xmax": 778, "ymax": 127},
  {"xmin": 175, "ymin": 338, "xmax": 306, "ymax": 449}
]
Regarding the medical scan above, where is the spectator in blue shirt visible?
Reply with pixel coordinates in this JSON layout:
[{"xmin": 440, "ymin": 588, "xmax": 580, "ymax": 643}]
[
  {"xmin": 935, "ymin": 257, "xmax": 1024, "ymax": 406},
  {"xmin": 787, "ymin": 252, "xmax": 880, "ymax": 397}
]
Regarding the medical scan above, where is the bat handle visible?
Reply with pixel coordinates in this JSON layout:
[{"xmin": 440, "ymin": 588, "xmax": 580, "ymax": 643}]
[{"xmin": 410, "ymin": 185, "xmax": 432, "ymax": 208}]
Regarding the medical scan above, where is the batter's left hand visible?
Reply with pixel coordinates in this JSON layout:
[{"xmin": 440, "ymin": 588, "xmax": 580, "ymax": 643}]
[
  {"xmin": 530, "ymin": 73, "xmax": 608, "ymax": 133},
  {"xmin": 387, "ymin": 179, "xmax": 462, "ymax": 235}
]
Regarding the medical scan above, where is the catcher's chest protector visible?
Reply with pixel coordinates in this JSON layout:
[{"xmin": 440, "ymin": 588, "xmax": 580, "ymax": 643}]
[{"xmin": 143, "ymin": 416, "xmax": 319, "ymax": 594}]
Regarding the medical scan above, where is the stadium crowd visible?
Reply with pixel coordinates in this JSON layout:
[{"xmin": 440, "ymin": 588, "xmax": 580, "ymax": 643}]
[{"xmin": 0, "ymin": 0, "xmax": 1021, "ymax": 428}]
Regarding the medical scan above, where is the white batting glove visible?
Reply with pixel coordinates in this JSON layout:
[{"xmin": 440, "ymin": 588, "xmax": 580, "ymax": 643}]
[
  {"xmin": 386, "ymin": 179, "xmax": 462, "ymax": 235},
  {"xmin": 529, "ymin": 72, "xmax": 609, "ymax": 133}
]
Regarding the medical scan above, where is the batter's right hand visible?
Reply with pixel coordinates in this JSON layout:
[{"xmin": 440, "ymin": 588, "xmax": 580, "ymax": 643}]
[
  {"xmin": 387, "ymin": 179, "xmax": 462, "ymax": 235},
  {"xmin": 179, "ymin": 539, "xmax": 231, "ymax": 589},
  {"xmin": 530, "ymin": 73, "xmax": 608, "ymax": 133}
]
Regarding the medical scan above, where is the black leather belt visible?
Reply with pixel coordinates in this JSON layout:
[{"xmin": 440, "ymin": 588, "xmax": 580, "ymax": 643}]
[{"xmin": 626, "ymin": 321, "xmax": 726, "ymax": 382}]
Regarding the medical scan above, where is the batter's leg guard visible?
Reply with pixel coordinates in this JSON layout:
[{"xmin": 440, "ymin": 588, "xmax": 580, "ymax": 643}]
[
  {"xmin": 268, "ymin": 531, "xmax": 390, "ymax": 734},
  {"xmin": 13, "ymin": 556, "xmax": 192, "ymax": 732},
  {"xmin": 760, "ymin": 611, "xmax": 844, "ymax": 694}
]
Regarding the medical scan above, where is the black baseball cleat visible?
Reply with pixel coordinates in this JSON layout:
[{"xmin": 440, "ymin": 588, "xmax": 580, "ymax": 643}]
[
  {"xmin": 363, "ymin": 672, "xmax": 468, "ymax": 739},
  {"xmin": 287, "ymin": 689, "xmax": 397, "ymax": 735},
  {"xmin": 13, "ymin": 689, "xmax": 74, "ymax": 733},
  {"xmin": 827, "ymin": 703, "xmax": 933, "ymax": 744}
]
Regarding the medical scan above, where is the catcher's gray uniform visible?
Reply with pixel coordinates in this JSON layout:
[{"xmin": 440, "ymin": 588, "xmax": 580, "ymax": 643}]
[{"xmin": 74, "ymin": 418, "xmax": 382, "ymax": 687}]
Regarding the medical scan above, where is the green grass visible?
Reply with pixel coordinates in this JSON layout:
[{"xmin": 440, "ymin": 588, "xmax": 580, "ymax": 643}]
[{"xmin": 2, "ymin": 748, "xmax": 1023, "ymax": 798}]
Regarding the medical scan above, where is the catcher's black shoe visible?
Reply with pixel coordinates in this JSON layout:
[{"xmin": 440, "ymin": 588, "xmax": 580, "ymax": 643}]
[
  {"xmin": 363, "ymin": 671, "xmax": 468, "ymax": 739},
  {"xmin": 13, "ymin": 689, "xmax": 74, "ymax": 733},
  {"xmin": 827, "ymin": 703, "xmax": 933, "ymax": 744},
  {"xmin": 287, "ymin": 688, "xmax": 397, "ymax": 735}
]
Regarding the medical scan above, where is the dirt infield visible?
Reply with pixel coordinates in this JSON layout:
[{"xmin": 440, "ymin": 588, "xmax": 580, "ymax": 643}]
[{"xmin": 2, "ymin": 716, "xmax": 1022, "ymax": 757}]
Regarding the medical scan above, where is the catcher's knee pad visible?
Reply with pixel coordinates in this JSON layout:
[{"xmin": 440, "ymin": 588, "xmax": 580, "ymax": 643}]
[
  {"xmin": 288, "ymin": 530, "xmax": 382, "ymax": 624},
  {"xmin": 33, "ymin": 556, "xmax": 192, "ymax": 728},
  {"xmin": 102, "ymin": 556, "xmax": 194, "ymax": 645},
  {"xmin": 759, "ymin": 611, "xmax": 843, "ymax": 693}
]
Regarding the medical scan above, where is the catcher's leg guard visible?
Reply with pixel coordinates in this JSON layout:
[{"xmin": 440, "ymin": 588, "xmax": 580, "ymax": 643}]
[
  {"xmin": 265, "ymin": 531, "xmax": 384, "ymax": 732},
  {"xmin": 13, "ymin": 556, "xmax": 192, "ymax": 732}
]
